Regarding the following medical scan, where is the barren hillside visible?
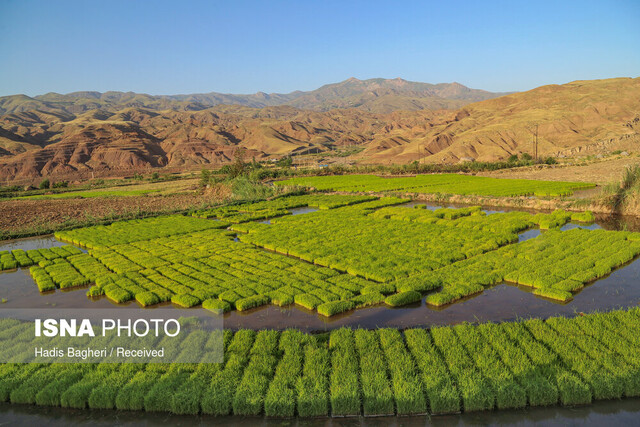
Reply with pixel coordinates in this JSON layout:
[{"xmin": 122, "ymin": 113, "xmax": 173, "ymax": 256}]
[{"xmin": 0, "ymin": 77, "xmax": 638, "ymax": 181}]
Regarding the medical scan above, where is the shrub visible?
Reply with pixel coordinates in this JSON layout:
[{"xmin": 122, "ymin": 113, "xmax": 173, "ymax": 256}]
[{"xmin": 39, "ymin": 179, "xmax": 50, "ymax": 189}]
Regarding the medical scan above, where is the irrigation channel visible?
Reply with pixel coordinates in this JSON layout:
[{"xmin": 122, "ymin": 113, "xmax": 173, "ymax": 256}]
[
  {"xmin": 0, "ymin": 397, "xmax": 639, "ymax": 426},
  {"xmin": 1, "ymin": 203, "xmax": 640, "ymax": 332}
]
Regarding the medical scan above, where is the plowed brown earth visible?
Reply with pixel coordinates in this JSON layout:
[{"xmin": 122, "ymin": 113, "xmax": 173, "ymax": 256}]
[
  {"xmin": 0, "ymin": 194, "xmax": 215, "ymax": 236},
  {"xmin": 480, "ymin": 156, "xmax": 640, "ymax": 185}
]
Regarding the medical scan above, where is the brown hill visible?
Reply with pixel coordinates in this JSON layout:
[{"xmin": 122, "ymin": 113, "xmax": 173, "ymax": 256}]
[
  {"xmin": 360, "ymin": 77, "xmax": 640, "ymax": 163},
  {"xmin": 0, "ymin": 77, "xmax": 638, "ymax": 182}
]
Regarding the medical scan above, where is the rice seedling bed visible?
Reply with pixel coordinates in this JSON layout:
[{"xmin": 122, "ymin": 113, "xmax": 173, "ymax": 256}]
[
  {"xmin": 2, "ymin": 308, "xmax": 638, "ymax": 417},
  {"xmin": 0, "ymin": 245, "xmax": 82, "ymax": 272},
  {"xmin": 191, "ymin": 194, "xmax": 409, "ymax": 223},
  {"xmin": 234, "ymin": 201, "xmax": 629, "ymax": 306},
  {"xmin": 19, "ymin": 196, "xmax": 636, "ymax": 316},
  {"xmin": 276, "ymin": 174, "xmax": 595, "ymax": 197}
]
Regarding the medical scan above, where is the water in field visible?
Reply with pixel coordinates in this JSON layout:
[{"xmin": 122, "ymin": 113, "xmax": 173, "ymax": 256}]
[
  {"xmin": 1, "ymin": 397, "xmax": 639, "ymax": 426},
  {"xmin": 219, "ymin": 254, "xmax": 640, "ymax": 331},
  {"xmin": 259, "ymin": 206, "xmax": 318, "ymax": 224},
  {"xmin": 1, "ymin": 206, "xmax": 640, "ymax": 329},
  {"xmin": 4, "ymin": 249, "xmax": 638, "ymax": 331},
  {"xmin": 0, "ymin": 235, "xmax": 76, "ymax": 252}
]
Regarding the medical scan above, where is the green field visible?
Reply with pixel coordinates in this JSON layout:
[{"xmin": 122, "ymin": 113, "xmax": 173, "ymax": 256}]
[
  {"xmin": 276, "ymin": 174, "xmax": 595, "ymax": 197},
  {"xmin": 11, "ymin": 179, "xmax": 197, "ymax": 200},
  {"xmin": 0, "ymin": 194, "xmax": 632, "ymax": 311},
  {"xmin": 1, "ymin": 308, "xmax": 639, "ymax": 415},
  {"xmin": 1, "ymin": 192, "xmax": 639, "ymax": 418},
  {"xmin": 192, "ymin": 194, "xmax": 387, "ymax": 223},
  {"xmin": 13, "ymin": 189, "xmax": 163, "ymax": 200}
]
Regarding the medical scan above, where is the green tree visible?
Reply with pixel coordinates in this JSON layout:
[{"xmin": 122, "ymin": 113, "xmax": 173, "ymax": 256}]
[
  {"xmin": 39, "ymin": 179, "xmax": 50, "ymax": 190},
  {"xmin": 200, "ymin": 169, "xmax": 212, "ymax": 187},
  {"xmin": 229, "ymin": 148, "xmax": 247, "ymax": 178},
  {"xmin": 276, "ymin": 156, "xmax": 293, "ymax": 167}
]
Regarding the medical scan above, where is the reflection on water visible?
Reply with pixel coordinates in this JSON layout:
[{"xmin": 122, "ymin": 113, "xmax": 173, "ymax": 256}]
[
  {"xmin": 260, "ymin": 206, "xmax": 319, "ymax": 224},
  {"xmin": 1, "ymin": 397, "xmax": 639, "ymax": 426},
  {"xmin": 518, "ymin": 228, "xmax": 541, "ymax": 242},
  {"xmin": 290, "ymin": 206, "xmax": 319, "ymax": 215},
  {"xmin": 220, "ymin": 253, "xmax": 640, "ymax": 331},
  {"xmin": 4, "ymin": 251, "xmax": 638, "ymax": 331},
  {"xmin": 0, "ymin": 235, "xmax": 72, "ymax": 252}
]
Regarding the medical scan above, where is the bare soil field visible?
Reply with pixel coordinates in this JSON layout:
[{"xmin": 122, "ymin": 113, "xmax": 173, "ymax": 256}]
[
  {"xmin": 0, "ymin": 193, "xmax": 216, "ymax": 237},
  {"xmin": 480, "ymin": 156, "xmax": 640, "ymax": 185}
]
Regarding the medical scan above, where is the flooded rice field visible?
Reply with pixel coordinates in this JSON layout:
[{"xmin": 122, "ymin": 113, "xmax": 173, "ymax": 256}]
[{"xmin": 1, "ymin": 203, "xmax": 639, "ymax": 331}]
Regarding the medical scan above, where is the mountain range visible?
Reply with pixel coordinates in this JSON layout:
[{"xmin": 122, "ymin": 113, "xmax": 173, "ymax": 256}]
[
  {"xmin": 0, "ymin": 77, "xmax": 638, "ymax": 182},
  {"xmin": 0, "ymin": 77, "xmax": 506, "ymax": 116}
]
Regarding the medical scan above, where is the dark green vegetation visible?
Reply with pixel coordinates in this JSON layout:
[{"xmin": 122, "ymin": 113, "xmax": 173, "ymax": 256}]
[
  {"xmin": 1, "ymin": 309, "xmax": 640, "ymax": 416},
  {"xmin": 276, "ymin": 174, "xmax": 594, "ymax": 197},
  {"xmin": 204, "ymin": 156, "xmax": 553, "ymax": 185}
]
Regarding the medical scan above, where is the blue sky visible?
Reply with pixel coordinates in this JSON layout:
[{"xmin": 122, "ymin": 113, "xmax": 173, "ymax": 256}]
[{"xmin": 0, "ymin": 0, "xmax": 638, "ymax": 96}]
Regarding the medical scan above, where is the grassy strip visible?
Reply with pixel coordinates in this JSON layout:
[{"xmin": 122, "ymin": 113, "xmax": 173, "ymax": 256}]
[
  {"xmin": 264, "ymin": 330, "xmax": 307, "ymax": 417},
  {"xmin": 378, "ymin": 329, "xmax": 427, "ymax": 415},
  {"xmin": 452, "ymin": 324, "xmax": 527, "ymax": 409},
  {"xmin": 404, "ymin": 329, "xmax": 460, "ymax": 414},
  {"xmin": 354, "ymin": 330, "xmax": 395, "ymax": 416},
  {"xmin": 329, "ymin": 329, "xmax": 361, "ymax": 416},
  {"xmin": 232, "ymin": 330, "xmax": 280, "ymax": 415}
]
